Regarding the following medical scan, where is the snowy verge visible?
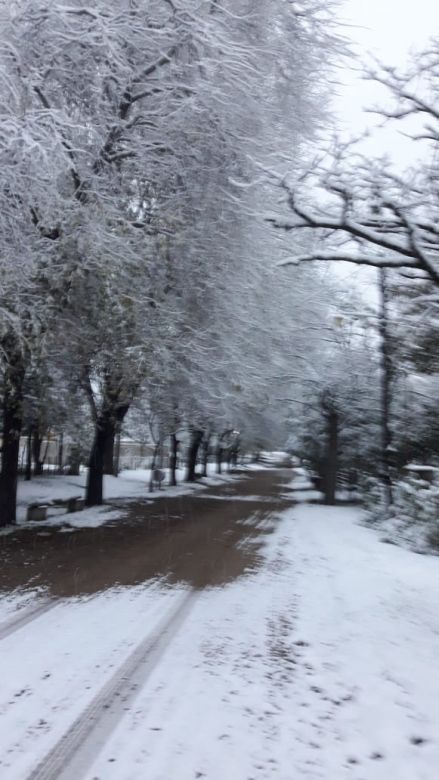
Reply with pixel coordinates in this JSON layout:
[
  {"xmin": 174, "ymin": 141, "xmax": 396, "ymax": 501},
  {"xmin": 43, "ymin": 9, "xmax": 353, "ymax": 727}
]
[{"xmin": 9, "ymin": 466, "xmax": 243, "ymax": 533}]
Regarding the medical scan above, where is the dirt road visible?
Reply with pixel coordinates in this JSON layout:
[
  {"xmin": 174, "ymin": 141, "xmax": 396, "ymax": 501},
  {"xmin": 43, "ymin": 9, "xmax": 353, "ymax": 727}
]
[{"xmin": 0, "ymin": 469, "xmax": 290, "ymax": 596}]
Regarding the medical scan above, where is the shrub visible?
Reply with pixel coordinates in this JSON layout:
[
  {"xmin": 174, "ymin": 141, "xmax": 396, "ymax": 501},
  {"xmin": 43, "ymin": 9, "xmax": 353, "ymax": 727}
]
[{"xmin": 360, "ymin": 473, "xmax": 439, "ymax": 552}]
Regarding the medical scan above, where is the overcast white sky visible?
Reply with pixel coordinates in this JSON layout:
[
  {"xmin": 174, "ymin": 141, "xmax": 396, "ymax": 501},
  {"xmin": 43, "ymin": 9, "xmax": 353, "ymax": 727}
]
[
  {"xmin": 335, "ymin": 0, "xmax": 439, "ymax": 167},
  {"xmin": 326, "ymin": 1, "xmax": 439, "ymax": 300}
]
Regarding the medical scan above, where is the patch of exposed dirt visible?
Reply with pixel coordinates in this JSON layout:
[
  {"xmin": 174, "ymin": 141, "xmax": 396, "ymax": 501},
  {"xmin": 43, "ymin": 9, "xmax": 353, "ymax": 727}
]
[{"xmin": 0, "ymin": 470, "xmax": 291, "ymax": 597}]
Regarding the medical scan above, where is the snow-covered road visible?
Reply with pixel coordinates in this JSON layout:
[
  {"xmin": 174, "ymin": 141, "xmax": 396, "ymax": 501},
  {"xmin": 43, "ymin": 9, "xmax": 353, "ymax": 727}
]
[{"xmin": 1, "ymin": 472, "xmax": 439, "ymax": 779}]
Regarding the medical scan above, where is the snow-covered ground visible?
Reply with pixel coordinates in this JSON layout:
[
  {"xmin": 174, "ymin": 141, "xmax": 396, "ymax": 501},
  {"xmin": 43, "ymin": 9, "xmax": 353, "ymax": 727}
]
[
  {"xmin": 13, "ymin": 465, "xmax": 241, "ymax": 529},
  {"xmin": 1, "ymin": 486, "xmax": 439, "ymax": 779}
]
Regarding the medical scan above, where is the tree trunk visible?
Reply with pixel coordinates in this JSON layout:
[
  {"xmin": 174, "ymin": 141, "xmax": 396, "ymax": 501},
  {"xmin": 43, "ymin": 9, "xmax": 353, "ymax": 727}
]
[
  {"xmin": 169, "ymin": 433, "xmax": 178, "ymax": 487},
  {"xmin": 58, "ymin": 431, "xmax": 64, "ymax": 475},
  {"xmin": 113, "ymin": 429, "xmax": 121, "ymax": 477},
  {"xmin": 86, "ymin": 401, "xmax": 129, "ymax": 504},
  {"xmin": 378, "ymin": 268, "xmax": 393, "ymax": 513},
  {"xmin": 32, "ymin": 429, "xmax": 44, "ymax": 476},
  {"xmin": 103, "ymin": 424, "xmax": 116, "ymax": 476},
  {"xmin": 86, "ymin": 413, "xmax": 114, "ymax": 506},
  {"xmin": 216, "ymin": 443, "xmax": 223, "ymax": 474},
  {"xmin": 0, "ymin": 350, "xmax": 25, "ymax": 527},
  {"xmin": 323, "ymin": 408, "xmax": 338, "ymax": 505},
  {"xmin": 25, "ymin": 429, "xmax": 32, "ymax": 481},
  {"xmin": 186, "ymin": 429, "xmax": 203, "ymax": 482},
  {"xmin": 102, "ymin": 406, "xmax": 128, "ymax": 477},
  {"xmin": 201, "ymin": 432, "xmax": 210, "ymax": 477}
]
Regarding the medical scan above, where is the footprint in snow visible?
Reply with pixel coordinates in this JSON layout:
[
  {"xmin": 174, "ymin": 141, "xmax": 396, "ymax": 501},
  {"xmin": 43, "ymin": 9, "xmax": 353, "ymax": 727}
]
[{"xmin": 410, "ymin": 736, "xmax": 428, "ymax": 746}]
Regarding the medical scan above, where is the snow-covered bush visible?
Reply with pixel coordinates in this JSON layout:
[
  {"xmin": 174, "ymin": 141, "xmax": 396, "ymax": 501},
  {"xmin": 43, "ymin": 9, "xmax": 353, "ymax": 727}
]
[
  {"xmin": 395, "ymin": 478, "xmax": 438, "ymax": 522},
  {"xmin": 427, "ymin": 500, "xmax": 439, "ymax": 550},
  {"xmin": 392, "ymin": 478, "xmax": 439, "ymax": 550},
  {"xmin": 361, "ymin": 472, "xmax": 439, "ymax": 552},
  {"xmin": 369, "ymin": 477, "xmax": 439, "ymax": 552},
  {"xmin": 358, "ymin": 476, "xmax": 389, "ymax": 523}
]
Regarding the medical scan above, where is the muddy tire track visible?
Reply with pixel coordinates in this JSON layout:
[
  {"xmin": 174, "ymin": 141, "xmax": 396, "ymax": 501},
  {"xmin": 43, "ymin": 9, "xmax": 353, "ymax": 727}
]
[
  {"xmin": 27, "ymin": 590, "xmax": 197, "ymax": 780},
  {"xmin": 0, "ymin": 599, "xmax": 58, "ymax": 641}
]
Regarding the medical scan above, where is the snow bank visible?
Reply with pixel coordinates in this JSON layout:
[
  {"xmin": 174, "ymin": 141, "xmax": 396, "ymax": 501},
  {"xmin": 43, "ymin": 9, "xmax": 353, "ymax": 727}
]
[{"xmin": 12, "ymin": 465, "xmax": 240, "ymax": 531}]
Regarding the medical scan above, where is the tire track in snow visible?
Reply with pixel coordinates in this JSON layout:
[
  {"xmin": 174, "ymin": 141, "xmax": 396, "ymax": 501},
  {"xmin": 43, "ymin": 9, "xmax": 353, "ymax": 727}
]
[
  {"xmin": 27, "ymin": 589, "xmax": 197, "ymax": 780},
  {"xmin": 0, "ymin": 598, "xmax": 58, "ymax": 641}
]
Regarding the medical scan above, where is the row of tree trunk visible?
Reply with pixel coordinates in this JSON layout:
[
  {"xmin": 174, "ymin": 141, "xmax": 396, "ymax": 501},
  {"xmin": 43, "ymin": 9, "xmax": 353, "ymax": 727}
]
[
  {"xmin": 0, "ymin": 341, "xmax": 25, "ymax": 527},
  {"xmin": 0, "ymin": 359, "xmax": 241, "ymax": 526},
  {"xmin": 3, "ymin": 277, "xmax": 393, "ymax": 523}
]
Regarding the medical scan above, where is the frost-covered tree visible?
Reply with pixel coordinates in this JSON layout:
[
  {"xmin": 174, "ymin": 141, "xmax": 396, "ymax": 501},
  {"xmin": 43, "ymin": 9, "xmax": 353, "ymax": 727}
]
[
  {"xmin": 286, "ymin": 292, "xmax": 382, "ymax": 504},
  {"xmin": 0, "ymin": 0, "xmax": 341, "ymax": 523},
  {"xmin": 270, "ymin": 40, "xmax": 439, "ymax": 287}
]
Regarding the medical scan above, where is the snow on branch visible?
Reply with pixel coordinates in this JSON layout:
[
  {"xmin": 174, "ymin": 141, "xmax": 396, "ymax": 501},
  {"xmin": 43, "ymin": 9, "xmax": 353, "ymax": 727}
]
[
  {"xmin": 277, "ymin": 252, "xmax": 420, "ymax": 270},
  {"xmin": 268, "ymin": 155, "xmax": 439, "ymax": 286},
  {"xmin": 266, "ymin": 39, "xmax": 439, "ymax": 288}
]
